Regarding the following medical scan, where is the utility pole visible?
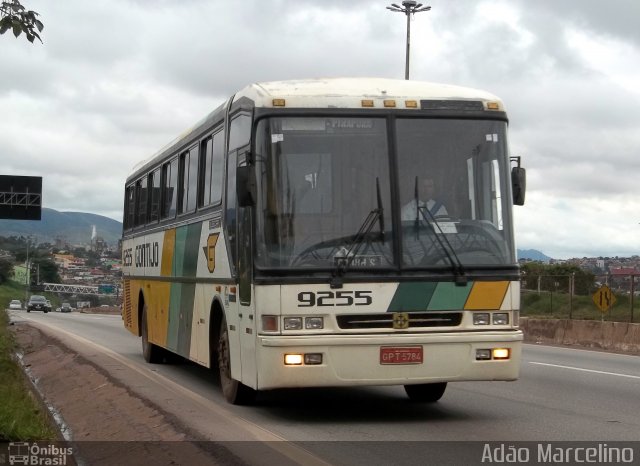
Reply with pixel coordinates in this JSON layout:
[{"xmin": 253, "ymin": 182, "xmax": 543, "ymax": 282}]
[
  {"xmin": 630, "ymin": 273, "xmax": 635, "ymax": 323},
  {"xmin": 386, "ymin": 1, "xmax": 431, "ymax": 80},
  {"xmin": 569, "ymin": 272, "xmax": 575, "ymax": 320},
  {"xmin": 24, "ymin": 237, "xmax": 31, "ymax": 305}
]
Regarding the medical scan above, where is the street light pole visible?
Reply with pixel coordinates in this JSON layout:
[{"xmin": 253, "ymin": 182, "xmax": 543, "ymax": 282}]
[
  {"xmin": 24, "ymin": 237, "xmax": 30, "ymax": 306},
  {"xmin": 386, "ymin": 1, "xmax": 431, "ymax": 80}
]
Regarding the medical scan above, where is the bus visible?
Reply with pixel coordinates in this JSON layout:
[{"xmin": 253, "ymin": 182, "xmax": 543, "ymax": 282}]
[{"xmin": 121, "ymin": 78, "xmax": 526, "ymax": 405}]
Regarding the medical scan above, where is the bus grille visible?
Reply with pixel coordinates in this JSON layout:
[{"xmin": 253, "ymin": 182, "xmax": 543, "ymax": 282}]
[{"xmin": 336, "ymin": 312, "xmax": 462, "ymax": 330}]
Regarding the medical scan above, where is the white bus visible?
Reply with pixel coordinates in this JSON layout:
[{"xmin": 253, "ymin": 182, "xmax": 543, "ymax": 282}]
[{"xmin": 122, "ymin": 78, "xmax": 526, "ymax": 404}]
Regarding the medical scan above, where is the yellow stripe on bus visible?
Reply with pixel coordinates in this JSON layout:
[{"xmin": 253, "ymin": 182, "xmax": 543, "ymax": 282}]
[
  {"xmin": 145, "ymin": 280, "xmax": 171, "ymax": 347},
  {"xmin": 161, "ymin": 228, "xmax": 176, "ymax": 277},
  {"xmin": 464, "ymin": 281, "xmax": 509, "ymax": 310}
]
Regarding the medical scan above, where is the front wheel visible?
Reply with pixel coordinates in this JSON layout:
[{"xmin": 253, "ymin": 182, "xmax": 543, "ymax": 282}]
[
  {"xmin": 218, "ymin": 316, "xmax": 256, "ymax": 405},
  {"xmin": 404, "ymin": 382, "xmax": 447, "ymax": 402}
]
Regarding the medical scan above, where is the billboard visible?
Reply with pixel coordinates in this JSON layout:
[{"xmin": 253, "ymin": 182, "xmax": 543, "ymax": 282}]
[{"xmin": 0, "ymin": 175, "xmax": 42, "ymax": 220}]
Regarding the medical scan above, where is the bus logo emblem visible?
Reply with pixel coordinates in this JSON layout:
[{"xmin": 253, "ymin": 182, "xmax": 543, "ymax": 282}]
[
  {"xmin": 203, "ymin": 233, "xmax": 220, "ymax": 273},
  {"xmin": 392, "ymin": 312, "xmax": 409, "ymax": 329}
]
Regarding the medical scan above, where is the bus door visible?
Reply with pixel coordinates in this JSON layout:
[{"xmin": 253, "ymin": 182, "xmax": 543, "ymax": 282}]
[
  {"xmin": 237, "ymin": 195, "xmax": 256, "ymax": 386},
  {"xmin": 228, "ymin": 111, "xmax": 256, "ymax": 386}
]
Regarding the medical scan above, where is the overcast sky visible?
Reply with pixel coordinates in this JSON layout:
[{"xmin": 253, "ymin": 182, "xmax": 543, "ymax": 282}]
[{"xmin": 2, "ymin": 0, "xmax": 639, "ymax": 259}]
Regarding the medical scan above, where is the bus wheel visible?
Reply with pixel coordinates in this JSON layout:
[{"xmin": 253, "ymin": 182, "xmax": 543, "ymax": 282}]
[
  {"xmin": 141, "ymin": 305, "xmax": 163, "ymax": 363},
  {"xmin": 218, "ymin": 316, "xmax": 256, "ymax": 405},
  {"xmin": 404, "ymin": 382, "xmax": 447, "ymax": 402}
]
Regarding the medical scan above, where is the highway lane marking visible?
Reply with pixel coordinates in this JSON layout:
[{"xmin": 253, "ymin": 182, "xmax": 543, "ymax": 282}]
[
  {"xmin": 13, "ymin": 314, "xmax": 333, "ymax": 466},
  {"xmin": 530, "ymin": 362, "xmax": 640, "ymax": 380}
]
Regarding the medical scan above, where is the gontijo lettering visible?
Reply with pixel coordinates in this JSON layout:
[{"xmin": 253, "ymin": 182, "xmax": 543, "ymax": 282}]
[{"xmin": 135, "ymin": 242, "xmax": 159, "ymax": 268}]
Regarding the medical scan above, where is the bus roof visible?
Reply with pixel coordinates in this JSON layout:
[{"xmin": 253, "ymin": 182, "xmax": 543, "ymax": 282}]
[
  {"xmin": 127, "ymin": 78, "xmax": 505, "ymax": 181},
  {"xmin": 236, "ymin": 77, "xmax": 505, "ymax": 110}
]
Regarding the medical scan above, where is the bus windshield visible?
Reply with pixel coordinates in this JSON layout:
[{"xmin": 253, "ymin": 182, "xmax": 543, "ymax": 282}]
[{"xmin": 253, "ymin": 116, "xmax": 515, "ymax": 271}]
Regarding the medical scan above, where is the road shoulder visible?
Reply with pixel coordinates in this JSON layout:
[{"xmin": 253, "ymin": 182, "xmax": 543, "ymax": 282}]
[{"xmin": 10, "ymin": 321, "xmax": 240, "ymax": 465}]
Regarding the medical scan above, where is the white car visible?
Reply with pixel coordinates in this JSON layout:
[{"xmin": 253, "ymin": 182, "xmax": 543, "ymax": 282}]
[{"xmin": 9, "ymin": 300, "xmax": 22, "ymax": 310}]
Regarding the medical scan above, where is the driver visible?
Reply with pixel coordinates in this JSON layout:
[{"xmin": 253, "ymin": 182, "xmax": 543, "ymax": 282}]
[{"xmin": 401, "ymin": 177, "xmax": 448, "ymax": 220}]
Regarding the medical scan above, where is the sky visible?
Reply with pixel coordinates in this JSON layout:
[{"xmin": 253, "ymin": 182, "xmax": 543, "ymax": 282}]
[{"xmin": 2, "ymin": 0, "xmax": 639, "ymax": 259}]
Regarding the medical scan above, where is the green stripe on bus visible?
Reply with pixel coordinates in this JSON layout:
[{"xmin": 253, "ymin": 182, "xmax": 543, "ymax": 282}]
[
  {"xmin": 388, "ymin": 282, "xmax": 438, "ymax": 311},
  {"xmin": 172, "ymin": 227, "xmax": 188, "ymax": 277},
  {"xmin": 182, "ymin": 223, "xmax": 201, "ymax": 278},
  {"xmin": 167, "ymin": 281, "xmax": 182, "ymax": 352},
  {"xmin": 176, "ymin": 283, "xmax": 195, "ymax": 357},
  {"xmin": 166, "ymin": 223, "xmax": 200, "ymax": 356},
  {"xmin": 427, "ymin": 282, "xmax": 472, "ymax": 310}
]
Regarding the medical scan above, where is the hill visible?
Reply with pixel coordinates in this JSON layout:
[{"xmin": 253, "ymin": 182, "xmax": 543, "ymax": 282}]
[
  {"xmin": 0, "ymin": 208, "xmax": 122, "ymax": 246},
  {"xmin": 517, "ymin": 249, "xmax": 552, "ymax": 262}
]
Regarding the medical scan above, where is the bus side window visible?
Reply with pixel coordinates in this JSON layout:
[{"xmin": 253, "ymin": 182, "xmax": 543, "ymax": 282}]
[
  {"xmin": 211, "ymin": 130, "xmax": 224, "ymax": 205},
  {"xmin": 125, "ymin": 185, "xmax": 135, "ymax": 229},
  {"xmin": 178, "ymin": 152, "xmax": 188, "ymax": 214},
  {"xmin": 178, "ymin": 145, "xmax": 199, "ymax": 215},
  {"xmin": 161, "ymin": 158, "xmax": 178, "ymax": 219},
  {"xmin": 199, "ymin": 136, "xmax": 213, "ymax": 208},
  {"xmin": 135, "ymin": 177, "xmax": 147, "ymax": 227},
  {"xmin": 186, "ymin": 144, "xmax": 199, "ymax": 212},
  {"xmin": 149, "ymin": 168, "xmax": 161, "ymax": 223},
  {"xmin": 198, "ymin": 128, "xmax": 224, "ymax": 209}
]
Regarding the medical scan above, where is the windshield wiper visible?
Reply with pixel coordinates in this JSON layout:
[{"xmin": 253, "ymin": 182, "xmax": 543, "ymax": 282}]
[
  {"xmin": 330, "ymin": 178, "xmax": 385, "ymax": 288},
  {"xmin": 413, "ymin": 176, "xmax": 467, "ymax": 285}
]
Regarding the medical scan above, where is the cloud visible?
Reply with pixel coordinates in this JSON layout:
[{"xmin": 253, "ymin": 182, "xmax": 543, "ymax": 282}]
[{"xmin": 1, "ymin": 0, "xmax": 638, "ymax": 258}]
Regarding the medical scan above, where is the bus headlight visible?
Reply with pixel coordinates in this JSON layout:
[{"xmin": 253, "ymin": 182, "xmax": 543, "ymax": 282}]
[
  {"xmin": 492, "ymin": 348, "xmax": 510, "ymax": 360},
  {"xmin": 305, "ymin": 317, "xmax": 324, "ymax": 329},
  {"xmin": 492, "ymin": 313, "xmax": 509, "ymax": 325},
  {"xmin": 283, "ymin": 317, "xmax": 303, "ymax": 330},
  {"xmin": 284, "ymin": 354, "xmax": 303, "ymax": 365},
  {"xmin": 473, "ymin": 313, "xmax": 490, "ymax": 325}
]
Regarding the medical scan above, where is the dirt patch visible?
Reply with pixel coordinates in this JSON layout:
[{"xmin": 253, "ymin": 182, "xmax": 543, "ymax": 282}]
[
  {"xmin": 10, "ymin": 322, "xmax": 241, "ymax": 465},
  {"xmin": 78, "ymin": 306, "xmax": 121, "ymax": 315}
]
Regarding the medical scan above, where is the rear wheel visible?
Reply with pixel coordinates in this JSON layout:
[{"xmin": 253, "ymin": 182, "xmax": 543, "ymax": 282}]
[
  {"xmin": 218, "ymin": 316, "xmax": 256, "ymax": 405},
  {"xmin": 404, "ymin": 382, "xmax": 447, "ymax": 402},
  {"xmin": 141, "ymin": 306, "xmax": 163, "ymax": 363}
]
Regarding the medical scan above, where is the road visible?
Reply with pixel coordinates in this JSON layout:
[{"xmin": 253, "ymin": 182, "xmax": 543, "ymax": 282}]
[{"xmin": 8, "ymin": 310, "xmax": 640, "ymax": 465}]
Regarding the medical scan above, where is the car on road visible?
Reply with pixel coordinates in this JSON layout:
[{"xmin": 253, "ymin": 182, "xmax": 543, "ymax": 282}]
[
  {"xmin": 60, "ymin": 303, "xmax": 73, "ymax": 313},
  {"xmin": 8, "ymin": 300, "xmax": 22, "ymax": 310},
  {"xmin": 27, "ymin": 295, "xmax": 51, "ymax": 313}
]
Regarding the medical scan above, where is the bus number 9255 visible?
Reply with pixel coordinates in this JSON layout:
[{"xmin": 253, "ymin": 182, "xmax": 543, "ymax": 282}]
[{"xmin": 298, "ymin": 291, "xmax": 373, "ymax": 307}]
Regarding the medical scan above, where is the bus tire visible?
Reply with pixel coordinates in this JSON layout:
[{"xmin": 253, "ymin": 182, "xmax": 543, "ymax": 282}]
[
  {"xmin": 218, "ymin": 316, "xmax": 256, "ymax": 405},
  {"xmin": 404, "ymin": 382, "xmax": 447, "ymax": 402},
  {"xmin": 141, "ymin": 305, "xmax": 163, "ymax": 364}
]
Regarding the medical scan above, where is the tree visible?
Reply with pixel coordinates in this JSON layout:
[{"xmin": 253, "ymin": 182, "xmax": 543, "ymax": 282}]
[
  {"xmin": 0, "ymin": 0, "xmax": 43, "ymax": 43},
  {"xmin": 30, "ymin": 258, "xmax": 60, "ymax": 284},
  {"xmin": 521, "ymin": 263, "xmax": 595, "ymax": 296},
  {"xmin": 0, "ymin": 258, "xmax": 13, "ymax": 284}
]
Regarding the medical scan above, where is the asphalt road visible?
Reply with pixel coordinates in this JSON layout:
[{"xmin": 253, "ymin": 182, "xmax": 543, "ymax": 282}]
[{"xmin": 9, "ymin": 309, "xmax": 640, "ymax": 465}]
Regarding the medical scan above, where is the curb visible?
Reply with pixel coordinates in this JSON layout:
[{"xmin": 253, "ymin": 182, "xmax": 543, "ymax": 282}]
[{"xmin": 9, "ymin": 322, "xmax": 72, "ymax": 441}]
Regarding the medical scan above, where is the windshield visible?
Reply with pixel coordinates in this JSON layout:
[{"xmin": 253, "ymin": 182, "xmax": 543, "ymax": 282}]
[
  {"xmin": 253, "ymin": 116, "xmax": 516, "ymax": 272},
  {"xmin": 254, "ymin": 117, "xmax": 393, "ymax": 269},
  {"xmin": 396, "ymin": 118, "xmax": 515, "ymax": 266}
]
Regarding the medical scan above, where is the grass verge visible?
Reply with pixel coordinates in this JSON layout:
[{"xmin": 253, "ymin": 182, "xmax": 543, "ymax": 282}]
[
  {"xmin": 522, "ymin": 289, "xmax": 638, "ymax": 322},
  {"xmin": 0, "ymin": 281, "xmax": 56, "ymax": 441}
]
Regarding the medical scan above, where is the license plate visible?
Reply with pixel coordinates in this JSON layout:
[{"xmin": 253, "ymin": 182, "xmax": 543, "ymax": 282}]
[{"xmin": 380, "ymin": 346, "xmax": 423, "ymax": 365}]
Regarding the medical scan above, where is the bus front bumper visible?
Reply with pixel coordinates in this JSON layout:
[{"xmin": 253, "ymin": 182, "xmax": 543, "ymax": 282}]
[{"xmin": 254, "ymin": 330, "xmax": 523, "ymax": 390}]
